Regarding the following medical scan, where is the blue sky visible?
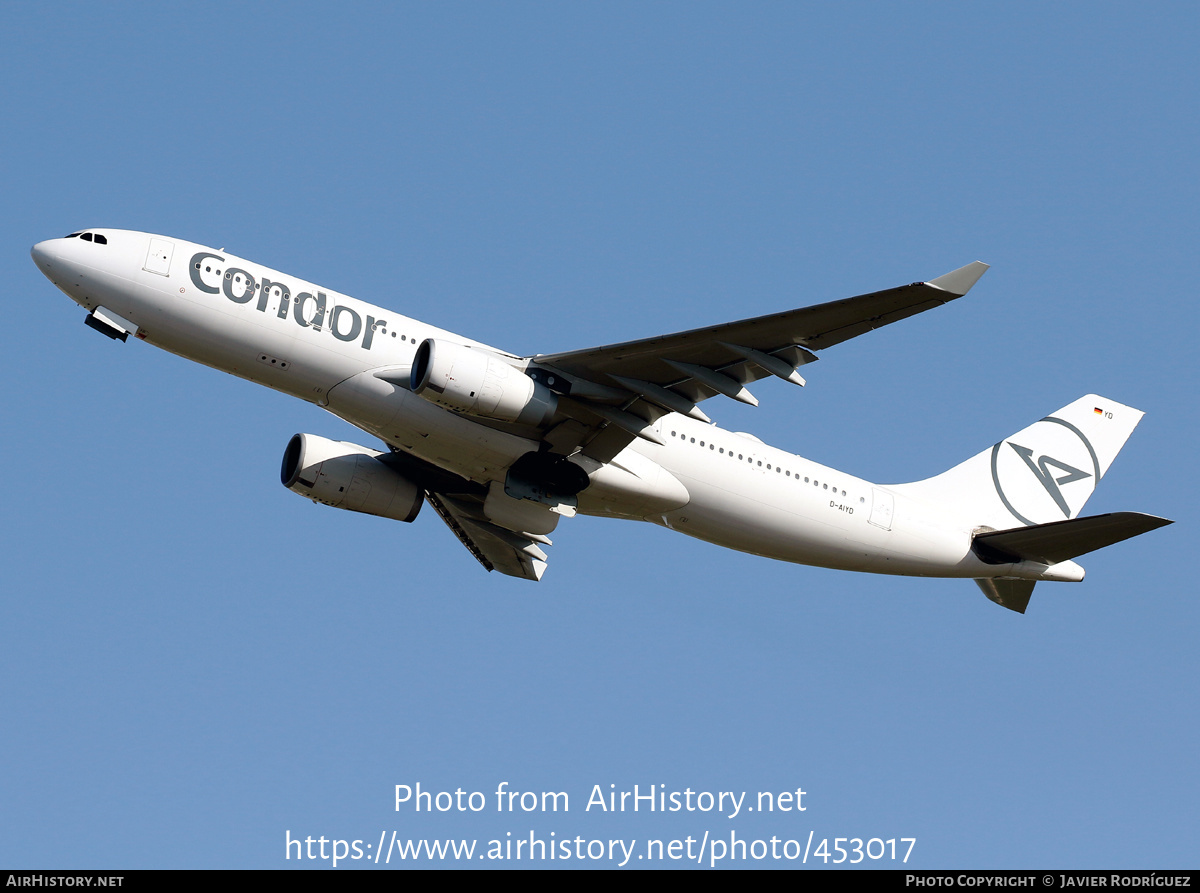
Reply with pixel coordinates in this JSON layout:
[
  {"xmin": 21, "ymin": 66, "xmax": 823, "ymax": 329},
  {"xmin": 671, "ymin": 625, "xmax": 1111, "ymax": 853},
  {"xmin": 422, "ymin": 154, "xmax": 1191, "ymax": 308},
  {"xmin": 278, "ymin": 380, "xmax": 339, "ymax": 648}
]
[{"xmin": 2, "ymin": 2, "xmax": 1196, "ymax": 869}]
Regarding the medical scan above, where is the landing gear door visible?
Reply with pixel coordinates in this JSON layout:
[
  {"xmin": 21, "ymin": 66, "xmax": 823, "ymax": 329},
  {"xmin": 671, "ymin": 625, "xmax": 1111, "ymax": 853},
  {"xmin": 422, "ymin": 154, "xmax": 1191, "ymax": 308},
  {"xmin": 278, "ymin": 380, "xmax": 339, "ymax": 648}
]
[
  {"xmin": 144, "ymin": 238, "xmax": 174, "ymax": 276},
  {"xmin": 868, "ymin": 488, "xmax": 894, "ymax": 530}
]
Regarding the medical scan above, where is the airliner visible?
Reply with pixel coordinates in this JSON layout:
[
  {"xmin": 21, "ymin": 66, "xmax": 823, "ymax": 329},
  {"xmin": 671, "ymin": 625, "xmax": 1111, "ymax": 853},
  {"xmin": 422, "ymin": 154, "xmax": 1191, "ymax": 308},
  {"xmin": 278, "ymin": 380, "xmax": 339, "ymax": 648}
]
[{"xmin": 30, "ymin": 229, "xmax": 1171, "ymax": 612}]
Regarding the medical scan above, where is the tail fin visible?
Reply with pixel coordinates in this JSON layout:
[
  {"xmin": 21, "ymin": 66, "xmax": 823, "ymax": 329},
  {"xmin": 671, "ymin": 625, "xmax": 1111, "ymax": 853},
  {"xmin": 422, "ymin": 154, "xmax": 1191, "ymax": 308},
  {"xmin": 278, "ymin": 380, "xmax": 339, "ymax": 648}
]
[
  {"xmin": 898, "ymin": 395, "xmax": 1173, "ymax": 614},
  {"xmin": 896, "ymin": 394, "xmax": 1146, "ymax": 530}
]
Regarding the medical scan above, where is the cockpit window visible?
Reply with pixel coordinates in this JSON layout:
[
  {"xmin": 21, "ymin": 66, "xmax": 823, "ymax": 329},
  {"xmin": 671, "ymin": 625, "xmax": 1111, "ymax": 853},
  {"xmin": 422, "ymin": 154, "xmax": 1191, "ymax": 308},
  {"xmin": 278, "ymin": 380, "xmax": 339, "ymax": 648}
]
[
  {"xmin": 81, "ymin": 233, "xmax": 94, "ymax": 241},
  {"xmin": 66, "ymin": 232, "xmax": 81, "ymax": 238},
  {"xmin": 94, "ymin": 234, "xmax": 107, "ymax": 244}
]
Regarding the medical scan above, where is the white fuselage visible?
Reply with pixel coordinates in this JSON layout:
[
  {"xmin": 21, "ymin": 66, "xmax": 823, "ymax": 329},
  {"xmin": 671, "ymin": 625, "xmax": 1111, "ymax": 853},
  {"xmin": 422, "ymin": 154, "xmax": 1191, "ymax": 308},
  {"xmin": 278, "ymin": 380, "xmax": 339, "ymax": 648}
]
[{"xmin": 31, "ymin": 229, "xmax": 1042, "ymax": 582}]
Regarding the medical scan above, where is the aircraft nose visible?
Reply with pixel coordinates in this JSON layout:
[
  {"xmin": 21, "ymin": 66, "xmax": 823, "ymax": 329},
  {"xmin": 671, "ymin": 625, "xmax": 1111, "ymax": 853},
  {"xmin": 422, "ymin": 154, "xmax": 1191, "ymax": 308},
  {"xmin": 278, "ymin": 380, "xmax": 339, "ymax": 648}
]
[{"xmin": 30, "ymin": 239, "xmax": 59, "ymax": 277}]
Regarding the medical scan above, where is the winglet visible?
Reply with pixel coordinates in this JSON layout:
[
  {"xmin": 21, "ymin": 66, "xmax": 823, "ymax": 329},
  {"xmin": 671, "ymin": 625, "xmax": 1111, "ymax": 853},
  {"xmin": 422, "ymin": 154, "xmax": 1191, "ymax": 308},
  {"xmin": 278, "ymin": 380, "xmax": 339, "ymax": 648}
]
[{"xmin": 928, "ymin": 261, "xmax": 989, "ymax": 296}]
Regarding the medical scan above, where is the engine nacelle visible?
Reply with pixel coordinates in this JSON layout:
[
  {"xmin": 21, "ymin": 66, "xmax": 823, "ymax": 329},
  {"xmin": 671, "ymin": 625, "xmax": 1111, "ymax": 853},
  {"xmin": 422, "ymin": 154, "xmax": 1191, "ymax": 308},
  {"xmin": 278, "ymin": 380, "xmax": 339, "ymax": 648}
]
[
  {"xmin": 280, "ymin": 433, "xmax": 423, "ymax": 523},
  {"xmin": 410, "ymin": 338, "xmax": 557, "ymax": 427}
]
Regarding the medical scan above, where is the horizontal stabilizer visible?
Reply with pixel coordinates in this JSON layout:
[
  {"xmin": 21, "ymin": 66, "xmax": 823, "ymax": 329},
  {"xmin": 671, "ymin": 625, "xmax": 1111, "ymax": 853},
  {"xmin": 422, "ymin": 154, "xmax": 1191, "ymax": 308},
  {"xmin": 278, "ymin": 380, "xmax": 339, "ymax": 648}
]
[
  {"xmin": 974, "ymin": 578, "xmax": 1035, "ymax": 614},
  {"xmin": 973, "ymin": 512, "xmax": 1172, "ymax": 566}
]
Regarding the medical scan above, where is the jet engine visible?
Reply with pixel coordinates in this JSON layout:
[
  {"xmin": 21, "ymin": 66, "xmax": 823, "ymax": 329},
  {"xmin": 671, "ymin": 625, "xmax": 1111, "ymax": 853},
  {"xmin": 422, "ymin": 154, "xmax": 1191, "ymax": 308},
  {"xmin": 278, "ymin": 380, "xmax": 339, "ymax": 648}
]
[
  {"xmin": 280, "ymin": 433, "xmax": 423, "ymax": 523},
  {"xmin": 409, "ymin": 338, "xmax": 557, "ymax": 427}
]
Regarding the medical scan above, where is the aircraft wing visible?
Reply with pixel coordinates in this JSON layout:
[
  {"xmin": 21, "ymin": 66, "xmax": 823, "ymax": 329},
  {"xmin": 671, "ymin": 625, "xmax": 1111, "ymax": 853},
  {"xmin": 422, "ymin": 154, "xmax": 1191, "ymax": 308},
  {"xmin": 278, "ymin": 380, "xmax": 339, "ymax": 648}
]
[
  {"xmin": 425, "ymin": 492, "xmax": 551, "ymax": 581},
  {"xmin": 534, "ymin": 262, "xmax": 988, "ymax": 460},
  {"xmin": 374, "ymin": 449, "xmax": 552, "ymax": 581}
]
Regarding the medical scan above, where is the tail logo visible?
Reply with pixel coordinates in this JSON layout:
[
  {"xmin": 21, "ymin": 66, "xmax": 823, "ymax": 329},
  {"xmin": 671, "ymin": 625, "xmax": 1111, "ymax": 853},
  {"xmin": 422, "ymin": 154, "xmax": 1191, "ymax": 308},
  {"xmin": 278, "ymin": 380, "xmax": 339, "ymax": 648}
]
[
  {"xmin": 1007, "ymin": 444, "xmax": 1090, "ymax": 517},
  {"xmin": 991, "ymin": 416, "xmax": 1101, "ymax": 526}
]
